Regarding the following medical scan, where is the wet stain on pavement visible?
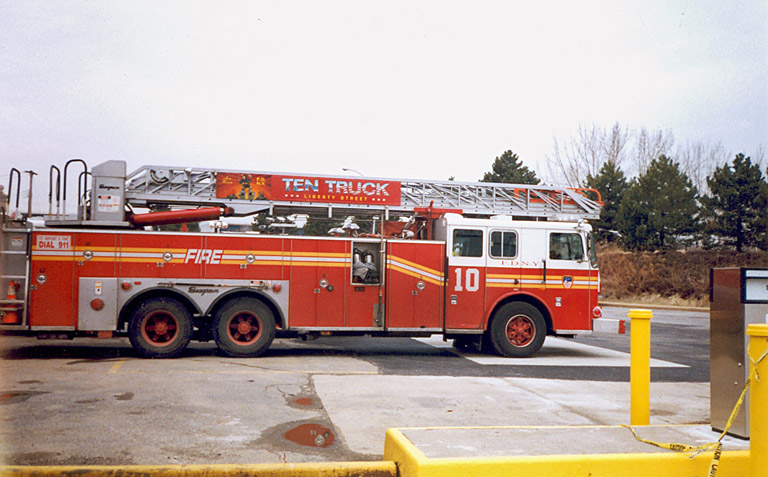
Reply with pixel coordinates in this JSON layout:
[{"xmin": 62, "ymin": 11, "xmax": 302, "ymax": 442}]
[
  {"xmin": 252, "ymin": 418, "xmax": 375, "ymax": 461},
  {"xmin": 288, "ymin": 395, "xmax": 322, "ymax": 410},
  {"xmin": 284, "ymin": 422, "xmax": 336, "ymax": 448},
  {"xmin": 0, "ymin": 391, "xmax": 47, "ymax": 405},
  {"xmin": 114, "ymin": 392, "xmax": 134, "ymax": 401}
]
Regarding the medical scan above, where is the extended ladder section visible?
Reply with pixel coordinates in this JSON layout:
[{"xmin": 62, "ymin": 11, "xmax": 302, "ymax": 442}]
[{"xmin": 123, "ymin": 164, "xmax": 602, "ymax": 220}]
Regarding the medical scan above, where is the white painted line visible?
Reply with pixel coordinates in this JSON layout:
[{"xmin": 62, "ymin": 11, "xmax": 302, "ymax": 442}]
[{"xmin": 415, "ymin": 336, "xmax": 687, "ymax": 368}]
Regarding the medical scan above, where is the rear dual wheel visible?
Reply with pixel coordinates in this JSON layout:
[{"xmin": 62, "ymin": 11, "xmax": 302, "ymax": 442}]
[
  {"xmin": 213, "ymin": 298, "xmax": 276, "ymax": 357},
  {"xmin": 128, "ymin": 297, "xmax": 192, "ymax": 358}
]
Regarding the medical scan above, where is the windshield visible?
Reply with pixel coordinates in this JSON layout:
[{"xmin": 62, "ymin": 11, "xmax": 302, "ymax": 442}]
[{"xmin": 587, "ymin": 232, "xmax": 599, "ymax": 269}]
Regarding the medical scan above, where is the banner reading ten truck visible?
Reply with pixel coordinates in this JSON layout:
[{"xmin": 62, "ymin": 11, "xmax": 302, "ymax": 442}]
[{"xmin": 216, "ymin": 173, "xmax": 401, "ymax": 206}]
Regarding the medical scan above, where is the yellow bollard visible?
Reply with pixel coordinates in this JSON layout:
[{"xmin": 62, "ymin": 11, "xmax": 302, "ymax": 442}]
[
  {"xmin": 629, "ymin": 309, "xmax": 653, "ymax": 426},
  {"xmin": 747, "ymin": 324, "xmax": 768, "ymax": 476}
]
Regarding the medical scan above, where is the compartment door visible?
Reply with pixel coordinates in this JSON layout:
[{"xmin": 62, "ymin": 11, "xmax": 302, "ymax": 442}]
[
  {"xmin": 386, "ymin": 241, "xmax": 445, "ymax": 330},
  {"xmin": 288, "ymin": 239, "xmax": 347, "ymax": 328},
  {"xmin": 29, "ymin": 232, "xmax": 76, "ymax": 328}
]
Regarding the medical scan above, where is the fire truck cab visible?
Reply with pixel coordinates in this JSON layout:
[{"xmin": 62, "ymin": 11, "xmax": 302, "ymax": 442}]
[{"xmin": 437, "ymin": 213, "xmax": 601, "ymax": 356}]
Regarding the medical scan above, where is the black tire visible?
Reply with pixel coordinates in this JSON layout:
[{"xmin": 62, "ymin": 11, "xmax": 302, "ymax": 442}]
[
  {"xmin": 128, "ymin": 297, "xmax": 193, "ymax": 358},
  {"xmin": 213, "ymin": 298, "xmax": 276, "ymax": 357},
  {"xmin": 489, "ymin": 302, "xmax": 547, "ymax": 358}
]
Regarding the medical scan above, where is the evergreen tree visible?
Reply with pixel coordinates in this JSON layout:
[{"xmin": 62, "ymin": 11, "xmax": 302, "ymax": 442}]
[
  {"xmin": 585, "ymin": 161, "xmax": 629, "ymax": 243},
  {"xmin": 702, "ymin": 154, "xmax": 768, "ymax": 252},
  {"xmin": 618, "ymin": 155, "xmax": 698, "ymax": 250},
  {"xmin": 481, "ymin": 150, "xmax": 540, "ymax": 184}
]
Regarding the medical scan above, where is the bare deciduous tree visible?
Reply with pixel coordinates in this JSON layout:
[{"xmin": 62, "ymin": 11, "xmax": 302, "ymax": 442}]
[
  {"xmin": 675, "ymin": 140, "xmax": 726, "ymax": 194},
  {"xmin": 634, "ymin": 127, "xmax": 675, "ymax": 176},
  {"xmin": 547, "ymin": 122, "xmax": 630, "ymax": 187}
]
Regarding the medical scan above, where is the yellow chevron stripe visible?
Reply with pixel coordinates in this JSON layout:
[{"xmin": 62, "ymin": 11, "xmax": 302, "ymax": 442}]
[
  {"xmin": 389, "ymin": 264, "xmax": 443, "ymax": 286},
  {"xmin": 389, "ymin": 255, "xmax": 441, "ymax": 277}
]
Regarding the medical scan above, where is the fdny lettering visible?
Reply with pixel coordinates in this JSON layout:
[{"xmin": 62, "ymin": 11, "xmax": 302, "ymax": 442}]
[
  {"xmin": 184, "ymin": 249, "xmax": 223, "ymax": 264},
  {"xmin": 282, "ymin": 178, "xmax": 390, "ymax": 197}
]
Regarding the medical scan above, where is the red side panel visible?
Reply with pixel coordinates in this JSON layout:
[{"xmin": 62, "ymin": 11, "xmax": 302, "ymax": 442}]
[
  {"xmin": 288, "ymin": 239, "xmax": 347, "ymax": 327},
  {"xmin": 75, "ymin": 232, "xmax": 118, "ymax": 279},
  {"xmin": 118, "ymin": 233, "xmax": 203, "ymax": 279},
  {"xmin": 29, "ymin": 232, "xmax": 76, "ymax": 327},
  {"xmin": 203, "ymin": 235, "xmax": 285, "ymax": 281},
  {"xmin": 386, "ymin": 241, "xmax": 444, "ymax": 329}
]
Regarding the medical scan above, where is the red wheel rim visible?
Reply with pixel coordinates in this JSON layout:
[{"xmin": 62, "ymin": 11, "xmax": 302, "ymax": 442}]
[
  {"xmin": 505, "ymin": 314, "xmax": 534, "ymax": 347},
  {"xmin": 141, "ymin": 311, "xmax": 179, "ymax": 347},
  {"xmin": 227, "ymin": 311, "xmax": 263, "ymax": 345}
]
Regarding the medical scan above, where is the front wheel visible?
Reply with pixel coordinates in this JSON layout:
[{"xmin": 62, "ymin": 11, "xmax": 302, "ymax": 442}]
[
  {"xmin": 213, "ymin": 298, "xmax": 276, "ymax": 357},
  {"xmin": 489, "ymin": 302, "xmax": 547, "ymax": 358},
  {"xmin": 128, "ymin": 297, "xmax": 193, "ymax": 358}
]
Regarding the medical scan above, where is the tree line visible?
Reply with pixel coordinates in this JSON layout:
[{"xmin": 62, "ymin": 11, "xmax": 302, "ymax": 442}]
[{"xmin": 481, "ymin": 140, "xmax": 767, "ymax": 252}]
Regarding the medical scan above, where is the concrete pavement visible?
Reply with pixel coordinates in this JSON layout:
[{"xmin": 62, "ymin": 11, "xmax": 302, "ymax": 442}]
[{"xmin": 0, "ymin": 306, "xmax": 728, "ymax": 467}]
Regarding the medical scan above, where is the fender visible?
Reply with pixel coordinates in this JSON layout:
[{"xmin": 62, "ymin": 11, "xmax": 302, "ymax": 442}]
[
  {"xmin": 118, "ymin": 286, "xmax": 203, "ymax": 330},
  {"xmin": 204, "ymin": 287, "xmax": 286, "ymax": 329},
  {"xmin": 484, "ymin": 290, "xmax": 554, "ymax": 333}
]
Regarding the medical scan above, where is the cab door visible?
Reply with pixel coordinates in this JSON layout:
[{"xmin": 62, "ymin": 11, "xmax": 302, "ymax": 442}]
[
  {"xmin": 546, "ymin": 230, "xmax": 592, "ymax": 331},
  {"xmin": 444, "ymin": 227, "xmax": 486, "ymax": 330}
]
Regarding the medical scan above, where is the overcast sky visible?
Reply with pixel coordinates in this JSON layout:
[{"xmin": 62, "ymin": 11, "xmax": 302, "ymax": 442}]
[{"xmin": 1, "ymin": 0, "xmax": 766, "ymax": 211}]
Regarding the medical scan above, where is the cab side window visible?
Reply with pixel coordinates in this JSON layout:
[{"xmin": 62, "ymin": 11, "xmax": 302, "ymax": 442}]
[
  {"xmin": 549, "ymin": 233, "xmax": 584, "ymax": 261},
  {"xmin": 452, "ymin": 229, "xmax": 483, "ymax": 257},
  {"xmin": 490, "ymin": 231, "xmax": 517, "ymax": 258}
]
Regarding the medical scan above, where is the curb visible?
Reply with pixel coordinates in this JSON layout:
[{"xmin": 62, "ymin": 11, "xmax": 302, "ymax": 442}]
[
  {"xmin": 599, "ymin": 301, "xmax": 708, "ymax": 313},
  {"xmin": 0, "ymin": 462, "xmax": 397, "ymax": 477}
]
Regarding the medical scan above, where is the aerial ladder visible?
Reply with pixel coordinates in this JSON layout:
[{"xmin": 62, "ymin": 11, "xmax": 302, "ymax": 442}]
[{"xmin": 18, "ymin": 160, "xmax": 602, "ymax": 228}]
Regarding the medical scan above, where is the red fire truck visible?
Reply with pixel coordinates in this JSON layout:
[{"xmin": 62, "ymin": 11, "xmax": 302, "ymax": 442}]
[{"xmin": 0, "ymin": 160, "xmax": 622, "ymax": 358}]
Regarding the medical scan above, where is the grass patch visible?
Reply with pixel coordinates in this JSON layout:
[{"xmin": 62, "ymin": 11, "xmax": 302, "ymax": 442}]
[{"xmin": 598, "ymin": 245, "xmax": 768, "ymax": 307}]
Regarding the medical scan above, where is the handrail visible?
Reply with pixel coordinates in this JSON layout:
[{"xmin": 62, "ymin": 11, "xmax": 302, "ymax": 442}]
[
  {"xmin": 63, "ymin": 159, "xmax": 87, "ymax": 217},
  {"xmin": 78, "ymin": 170, "xmax": 91, "ymax": 219},
  {"xmin": 48, "ymin": 165, "xmax": 61, "ymax": 216},
  {"xmin": 7, "ymin": 167, "xmax": 21, "ymax": 211}
]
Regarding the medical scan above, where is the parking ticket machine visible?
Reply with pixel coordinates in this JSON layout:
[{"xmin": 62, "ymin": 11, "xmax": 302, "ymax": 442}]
[{"xmin": 710, "ymin": 267, "xmax": 768, "ymax": 438}]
